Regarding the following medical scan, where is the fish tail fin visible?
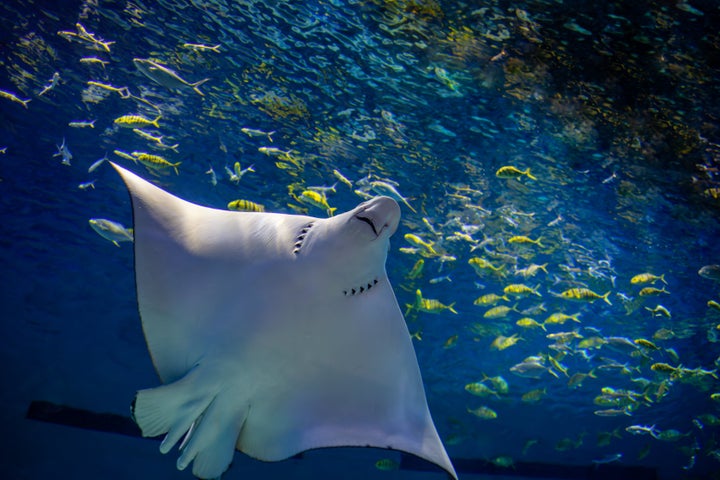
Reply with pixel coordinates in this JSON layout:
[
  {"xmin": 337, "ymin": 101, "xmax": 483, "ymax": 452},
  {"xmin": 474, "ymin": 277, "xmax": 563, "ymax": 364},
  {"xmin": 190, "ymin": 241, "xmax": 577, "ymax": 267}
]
[
  {"xmin": 588, "ymin": 368, "xmax": 597, "ymax": 379},
  {"xmin": 152, "ymin": 115, "xmax": 162, "ymax": 128},
  {"xmin": 327, "ymin": 207, "xmax": 337, "ymax": 217},
  {"xmin": 172, "ymin": 162, "xmax": 182, "ymax": 175},
  {"xmin": 448, "ymin": 303, "xmax": 458, "ymax": 314},
  {"xmin": 660, "ymin": 274, "xmax": 667, "ymax": 285},
  {"xmin": 540, "ymin": 323, "xmax": 547, "ymax": 332},
  {"xmin": 602, "ymin": 292, "xmax": 613, "ymax": 305},
  {"xmin": 525, "ymin": 168, "xmax": 537, "ymax": 180},
  {"xmin": 536, "ymin": 236, "xmax": 545, "ymax": 248},
  {"xmin": 191, "ymin": 78, "xmax": 210, "ymax": 96},
  {"xmin": 268, "ymin": 131, "xmax": 275, "ymax": 142}
]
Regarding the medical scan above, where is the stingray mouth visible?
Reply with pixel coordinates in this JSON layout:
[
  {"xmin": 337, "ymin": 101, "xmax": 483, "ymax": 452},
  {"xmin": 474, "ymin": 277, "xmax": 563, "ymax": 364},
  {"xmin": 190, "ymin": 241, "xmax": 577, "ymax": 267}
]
[{"xmin": 355, "ymin": 214, "xmax": 379, "ymax": 236}]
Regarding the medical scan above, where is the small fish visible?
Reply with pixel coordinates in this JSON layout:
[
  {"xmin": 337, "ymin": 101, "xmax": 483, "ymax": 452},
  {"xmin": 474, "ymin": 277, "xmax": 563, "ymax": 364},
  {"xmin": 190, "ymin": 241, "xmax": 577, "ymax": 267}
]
[
  {"xmin": 408, "ymin": 289, "xmax": 457, "ymax": 314},
  {"xmin": 443, "ymin": 335, "xmax": 458, "ymax": 349},
  {"xmin": 332, "ymin": 169, "xmax": 353, "ymax": 189},
  {"xmin": 79, "ymin": 57, "xmax": 109, "ymax": 68},
  {"xmin": 114, "ymin": 114, "xmax": 161, "ymax": 129},
  {"xmin": 0, "ymin": 88, "xmax": 31, "ymax": 108},
  {"xmin": 516, "ymin": 317, "xmax": 546, "ymax": 331},
  {"xmin": 559, "ymin": 288, "xmax": 612, "ymax": 305},
  {"xmin": 490, "ymin": 334, "xmax": 522, "ymax": 351},
  {"xmin": 88, "ymin": 218, "xmax": 134, "ymax": 247},
  {"xmin": 593, "ymin": 408, "xmax": 632, "ymax": 417},
  {"xmin": 404, "ymin": 233, "xmax": 437, "ymax": 256},
  {"xmin": 638, "ymin": 286, "xmax": 670, "ymax": 297},
  {"xmin": 491, "ymin": 456, "xmax": 514, "ymax": 468},
  {"xmin": 464, "ymin": 382, "xmax": 499, "ymax": 398},
  {"xmin": 53, "ymin": 137, "xmax": 73, "ymax": 166},
  {"xmin": 406, "ymin": 259, "xmax": 424, "ymax": 279},
  {"xmin": 205, "ymin": 166, "xmax": 217, "ymax": 186},
  {"xmin": 133, "ymin": 58, "xmax": 210, "ymax": 96},
  {"xmin": 645, "ymin": 305, "xmax": 671, "ymax": 317},
  {"xmin": 77, "ymin": 180, "xmax": 96, "ymax": 190},
  {"xmin": 510, "ymin": 360, "xmax": 558, "ymax": 379},
  {"xmin": 69, "ymin": 120, "xmax": 96, "ymax": 128},
  {"xmin": 38, "ymin": 72, "xmax": 61, "ymax": 96},
  {"xmin": 473, "ymin": 293, "xmax": 509, "ymax": 306},
  {"xmin": 132, "ymin": 129, "xmax": 179, "ymax": 152},
  {"xmin": 466, "ymin": 406, "xmax": 497, "ymax": 420},
  {"xmin": 699, "ymin": 265, "xmax": 720, "ymax": 282},
  {"xmin": 483, "ymin": 305, "xmax": 515, "ymax": 319},
  {"xmin": 298, "ymin": 190, "xmax": 336, "ymax": 217},
  {"xmin": 374, "ymin": 458, "xmax": 399, "ymax": 471},
  {"xmin": 182, "ymin": 43, "xmax": 221, "ymax": 53},
  {"xmin": 592, "ymin": 453, "xmax": 622, "ymax": 465},
  {"xmin": 544, "ymin": 312, "xmax": 582, "ymax": 325},
  {"xmin": 131, "ymin": 151, "xmax": 181, "ymax": 175},
  {"xmin": 508, "ymin": 235, "xmax": 544, "ymax": 247},
  {"xmin": 258, "ymin": 146, "xmax": 294, "ymax": 159},
  {"xmin": 515, "ymin": 263, "xmax": 548, "ymax": 278},
  {"xmin": 496, "ymin": 165, "xmax": 537, "ymax": 180},
  {"xmin": 468, "ymin": 257, "xmax": 505, "ymax": 275},
  {"xmin": 113, "ymin": 149, "xmax": 136, "ymax": 161},
  {"xmin": 369, "ymin": 180, "xmax": 416, "ymax": 213},
  {"xmin": 521, "ymin": 388, "xmax": 547, "ymax": 403},
  {"xmin": 227, "ymin": 199, "xmax": 265, "ymax": 212},
  {"xmin": 504, "ymin": 283, "xmax": 542, "ymax": 297},
  {"xmin": 626, "ymin": 425, "xmax": 660, "ymax": 439},
  {"xmin": 429, "ymin": 275, "xmax": 452, "ymax": 284},
  {"xmin": 631, "ymin": 273, "xmax": 667, "ymax": 285},
  {"xmin": 241, "ymin": 127, "xmax": 275, "ymax": 142}
]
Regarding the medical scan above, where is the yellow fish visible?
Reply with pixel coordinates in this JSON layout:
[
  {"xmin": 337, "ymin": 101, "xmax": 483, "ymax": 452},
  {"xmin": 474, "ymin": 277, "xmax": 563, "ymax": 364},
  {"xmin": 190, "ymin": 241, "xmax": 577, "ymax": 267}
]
[
  {"xmin": 504, "ymin": 283, "xmax": 542, "ymax": 297},
  {"xmin": 227, "ymin": 199, "xmax": 265, "ymax": 212},
  {"xmin": 374, "ymin": 458, "xmax": 399, "ymax": 471},
  {"xmin": 638, "ymin": 286, "xmax": 670, "ymax": 296},
  {"xmin": 508, "ymin": 235, "xmax": 544, "ymax": 247},
  {"xmin": 408, "ymin": 289, "xmax": 457, "ymax": 314},
  {"xmin": 544, "ymin": 312, "xmax": 582, "ymax": 325},
  {"xmin": 404, "ymin": 233, "xmax": 437, "ymax": 256},
  {"xmin": 131, "ymin": 152, "xmax": 181, "ymax": 174},
  {"xmin": 496, "ymin": 165, "xmax": 537, "ymax": 180},
  {"xmin": 483, "ymin": 305, "xmax": 515, "ymax": 319},
  {"xmin": 406, "ymin": 259, "xmax": 425, "ymax": 279},
  {"xmin": 491, "ymin": 334, "xmax": 522, "ymax": 351},
  {"xmin": 516, "ymin": 317, "xmax": 546, "ymax": 331},
  {"xmin": 466, "ymin": 406, "xmax": 497, "ymax": 419},
  {"xmin": 559, "ymin": 288, "xmax": 612, "ymax": 305},
  {"xmin": 521, "ymin": 388, "xmax": 547, "ymax": 403},
  {"xmin": 631, "ymin": 273, "xmax": 667, "ymax": 285},
  {"xmin": 114, "ymin": 114, "xmax": 161, "ymax": 128},
  {"xmin": 464, "ymin": 382, "xmax": 499, "ymax": 397},
  {"xmin": 468, "ymin": 257, "xmax": 505, "ymax": 275},
  {"xmin": 298, "ymin": 190, "xmax": 336, "ymax": 216},
  {"xmin": 473, "ymin": 293, "xmax": 509, "ymax": 306}
]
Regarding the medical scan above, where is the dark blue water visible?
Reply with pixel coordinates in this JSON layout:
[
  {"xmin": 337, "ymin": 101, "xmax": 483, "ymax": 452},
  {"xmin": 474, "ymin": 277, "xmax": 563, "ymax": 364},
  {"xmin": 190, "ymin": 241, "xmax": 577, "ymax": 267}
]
[{"xmin": 2, "ymin": 0, "xmax": 720, "ymax": 479}]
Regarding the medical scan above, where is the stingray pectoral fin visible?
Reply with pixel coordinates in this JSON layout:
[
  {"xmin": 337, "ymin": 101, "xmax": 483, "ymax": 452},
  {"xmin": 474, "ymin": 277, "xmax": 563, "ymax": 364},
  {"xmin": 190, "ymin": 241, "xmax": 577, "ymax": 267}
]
[
  {"xmin": 132, "ymin": 366, "xmax": 249, "ymax": 479},
  {"xmin": 177, "ymin": 393, "xmax": 249, "ymax": 479}
]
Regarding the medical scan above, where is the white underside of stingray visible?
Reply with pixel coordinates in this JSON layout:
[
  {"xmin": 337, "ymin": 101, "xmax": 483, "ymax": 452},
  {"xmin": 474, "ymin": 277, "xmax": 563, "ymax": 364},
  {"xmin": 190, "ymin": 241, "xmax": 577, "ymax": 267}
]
[{"xmin": 111, "ymin": 163, "xmax": 457, "ymax": 480}]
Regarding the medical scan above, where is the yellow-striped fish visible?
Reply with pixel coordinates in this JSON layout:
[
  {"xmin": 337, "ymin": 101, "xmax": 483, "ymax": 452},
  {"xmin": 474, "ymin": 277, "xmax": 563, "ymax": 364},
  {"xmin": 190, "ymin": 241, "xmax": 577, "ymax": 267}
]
[
  {"xmin": 559, "ymin": 288, "xmax": 612, "ymax": 305},
  {"xmin": 631, "ymin": 273, "xmax": 667, "ymax": 285},
  {"xmin": 114, "ymin": 114, "xmax": 161, "ymax": 128},
  {"xmin": 508, "ymin": 235, "xmax": 544, "ymax": 247},
  {"xmin": 227, "ymin": 199, "xmax": 265, "ymax": 212},
  {"xmin": 130, "ymin": 151, "xmax": 181, "ymax": 174}
]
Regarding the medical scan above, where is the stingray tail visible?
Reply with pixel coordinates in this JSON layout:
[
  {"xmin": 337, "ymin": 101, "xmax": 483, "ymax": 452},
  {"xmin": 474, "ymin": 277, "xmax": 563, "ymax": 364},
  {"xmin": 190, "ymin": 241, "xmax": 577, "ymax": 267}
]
[{"xmin": 132, "ymin": 366, "xmax": 248, "ymax": 479}]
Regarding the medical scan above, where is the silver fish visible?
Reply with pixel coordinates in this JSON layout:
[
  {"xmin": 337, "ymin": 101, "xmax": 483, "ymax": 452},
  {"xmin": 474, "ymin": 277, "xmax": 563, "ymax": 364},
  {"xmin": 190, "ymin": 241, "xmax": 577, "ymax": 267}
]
[{"xmin": 133, "ymin": 58, "xmax": 209, "ymax": 96}]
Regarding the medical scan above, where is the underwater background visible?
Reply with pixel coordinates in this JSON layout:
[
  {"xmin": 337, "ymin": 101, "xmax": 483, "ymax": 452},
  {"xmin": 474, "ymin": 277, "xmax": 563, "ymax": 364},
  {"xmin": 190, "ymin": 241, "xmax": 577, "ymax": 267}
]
[{"xmin": 2, "ymin": 0, "xmax": 720, "ymax": 478}]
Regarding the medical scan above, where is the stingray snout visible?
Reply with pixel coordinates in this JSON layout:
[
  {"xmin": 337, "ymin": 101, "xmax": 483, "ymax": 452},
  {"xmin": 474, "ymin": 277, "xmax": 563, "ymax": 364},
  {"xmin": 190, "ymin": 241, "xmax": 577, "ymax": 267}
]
[{"xmin": 355, "ymin": 196, "xmax": 400, "ymax": 238}]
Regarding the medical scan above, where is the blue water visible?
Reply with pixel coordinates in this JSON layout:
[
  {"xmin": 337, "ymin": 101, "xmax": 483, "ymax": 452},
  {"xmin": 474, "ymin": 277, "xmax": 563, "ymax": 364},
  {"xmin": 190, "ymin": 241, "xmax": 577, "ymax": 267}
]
[{"xmin": 2, "ymin": 0, "xmax": 720, "ymax": 479}]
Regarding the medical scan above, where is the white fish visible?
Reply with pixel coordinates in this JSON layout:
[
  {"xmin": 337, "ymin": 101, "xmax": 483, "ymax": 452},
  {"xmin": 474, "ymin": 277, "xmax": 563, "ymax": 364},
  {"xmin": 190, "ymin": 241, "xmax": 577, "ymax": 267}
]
[
  {"xmin": 133, "ymin": 58, "xmax": 210, "ymax": 96},
  {"xmin": 88, "ymin": 218, "xmax": 134, "ymax": 247},
  {"xmin": 53, "ymin": 137, "xmax": 73, "ymax": 166}
]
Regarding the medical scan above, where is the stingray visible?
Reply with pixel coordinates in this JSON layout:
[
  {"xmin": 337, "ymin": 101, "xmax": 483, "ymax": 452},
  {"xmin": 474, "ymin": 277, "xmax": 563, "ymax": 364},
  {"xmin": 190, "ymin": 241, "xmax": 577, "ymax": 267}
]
[{"xmin": 111, "ymin": 163, "xmax": 457, "ymax": 479}]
